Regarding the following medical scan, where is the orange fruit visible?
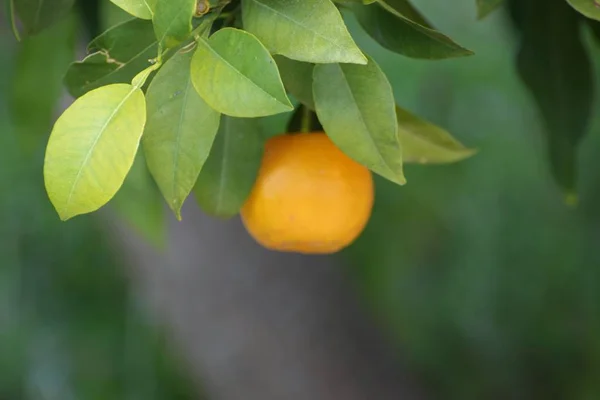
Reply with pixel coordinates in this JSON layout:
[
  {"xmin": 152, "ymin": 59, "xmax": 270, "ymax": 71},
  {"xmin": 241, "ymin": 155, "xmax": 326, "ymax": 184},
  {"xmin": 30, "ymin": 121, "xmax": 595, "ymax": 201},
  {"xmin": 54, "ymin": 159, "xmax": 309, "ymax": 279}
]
[{"xmin": 241, "ymin": 132, "xmax": 374, "ymax": 254}]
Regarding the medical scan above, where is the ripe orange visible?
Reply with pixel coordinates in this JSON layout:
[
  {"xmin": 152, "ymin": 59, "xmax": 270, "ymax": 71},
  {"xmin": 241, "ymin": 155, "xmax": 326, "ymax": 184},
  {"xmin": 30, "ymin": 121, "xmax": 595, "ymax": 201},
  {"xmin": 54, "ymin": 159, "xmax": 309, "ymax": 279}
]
[{"xmin": 241, "ymin": 132, "xmax": 374, "ymax": 254}]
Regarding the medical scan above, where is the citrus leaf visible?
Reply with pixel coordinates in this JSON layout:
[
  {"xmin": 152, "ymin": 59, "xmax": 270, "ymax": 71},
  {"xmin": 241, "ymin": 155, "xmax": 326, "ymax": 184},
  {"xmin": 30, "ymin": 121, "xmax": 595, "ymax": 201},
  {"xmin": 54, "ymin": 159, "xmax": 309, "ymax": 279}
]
[
  {"xmin": 153, "ymin": 0, "xmax": 195, "ymax": 48},
  {"xmin": 566, "ymin": 0, "xmax": 600, "ymax": 21},
  {"xmin": 143, "ymin": 49, "xmax": 221, "ymax": 220},
  {"xmin": 509, "ymin": 0, "xmax": 592, "ymax": 198},
  {"xmin": 111, "ymin": 151, "xmax": 165, "ymax": 248},
  {"xmin": 13, "ymin": 0, "xmax": 74, "ymax": 35},
  {"xmin": 242, "ymin": 0, "xmax": 367, "ymax": 64},
  {"xmin": 352, "ymin": 0, "xmax": 473, "ymax": 59},
  {"xmin": 10, "ymin": 13, "xmax": 75, "ymax": 154},
  {"xmin": 313, "ymin": 56, "xmax": 405, "ymax": 185},
  {"xmin": 44, "ymin": 84, "xmax": 147, "ymax": 221},
  {"xmin": 110, "ymin": 0, "xmax": 155, "ymax": 20},
  {"xmin": 476, "ymin": 0, "xmax": 503, "ymax": 19},
  {"xmin": 190, "ymin": 28, "xmax": 293, "ymax": 117},
  {"xmin": 193, "ymin": 115, "xmax": 264, "ymax": 218},
  {"xmin": 64, "ymin": 19, "xmax": 158, "ymax": 98},
  {"xmin": 396, "ymin": 106, "xmax": 476, "ymax": 164},
  {"xmin": 274, "ymin": 55, "xmax": 315, "ymax": 110}
]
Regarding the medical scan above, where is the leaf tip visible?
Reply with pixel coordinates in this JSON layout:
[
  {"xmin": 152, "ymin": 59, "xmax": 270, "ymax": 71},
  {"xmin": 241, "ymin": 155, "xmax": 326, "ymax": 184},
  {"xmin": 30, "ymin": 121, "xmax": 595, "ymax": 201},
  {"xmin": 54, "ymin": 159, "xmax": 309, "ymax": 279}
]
[
  {"xmin": 171, "ymin": 205, "xmax": 183, "ymax": 221},
  {"xmin": 56, "ymin": 208, "xmax": 74, "ymax": 222}
]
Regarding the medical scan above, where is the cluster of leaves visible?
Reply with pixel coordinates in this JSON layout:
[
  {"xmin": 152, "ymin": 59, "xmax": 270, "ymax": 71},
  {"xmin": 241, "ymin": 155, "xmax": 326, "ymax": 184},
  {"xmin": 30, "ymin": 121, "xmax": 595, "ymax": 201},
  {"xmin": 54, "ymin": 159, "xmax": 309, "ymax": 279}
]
[
  {"xmin": 510, "ymin": 0, "xmax": 600, "ymax": 202},
  {"xmin": 10, "ymin": 0, "xmax": 478, "ymax": 225}
]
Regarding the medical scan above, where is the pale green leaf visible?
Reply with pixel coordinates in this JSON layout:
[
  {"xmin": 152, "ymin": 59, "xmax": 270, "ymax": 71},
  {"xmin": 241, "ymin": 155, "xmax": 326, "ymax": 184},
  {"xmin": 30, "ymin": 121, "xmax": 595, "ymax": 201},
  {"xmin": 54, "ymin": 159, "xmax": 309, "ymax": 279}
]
[
  {"xmin": 274, "ymin": 55, "xmax": 315, "ymax": 110},
  {"xmin": 352, "ymin": 0, "xmax": 473, "ymax": 59},
  {"xmin": 110, "ymin": 0, "xmax": 155, "ymax": 19},
  {"xmin": 313, "ymin": 56, "xmax": 405, "ymax": 184},
  {"xmin": 242, "ymin": 0, "xmax": 367, "ymax": 64},
  {"xmin": 44, "ymin": 84, "xmax": 147, "ymax": 220},
  {"xmin": 190, "ymin": 28, "xmax": 293, "ymax": 117},
  {"xmin": 396, "ymin": 106, "xmax": 476, "ymax": 164},
  {"xmin": 566, "ymin": 0, "xmax": 600, "ymax": 21},
  {"xmin": 194, "ymin": 116, "xmax": 264, "ymax": 218},
  {"xmin": 143, "ymin": 49, "xmax": 221, "ymax": 220},
  {"xmin": 153, "ymin": 0, "xmax": 195, "ymax": 48},
  {"xmin": 64, "ymin": 19, "xmax": 158, "ymax": 98}
]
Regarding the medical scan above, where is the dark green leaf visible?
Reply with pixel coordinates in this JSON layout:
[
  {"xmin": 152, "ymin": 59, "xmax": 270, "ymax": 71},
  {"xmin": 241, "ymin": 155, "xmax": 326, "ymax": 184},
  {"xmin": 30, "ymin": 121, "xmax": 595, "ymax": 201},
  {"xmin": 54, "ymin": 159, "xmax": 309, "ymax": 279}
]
[
  {"xmin": 13, "ymin": 0, "xmax": 74, "ymax": 35},
  {"xmin": 352, "ymin": 0, "xmax": 473, "ymax": 59},
  {"xmin": 64, "ymin": 19, "xmax": 158, "ymax": 98},
  {"xmin": 313, "ymin": 56, "xmax": 405, "ymax": 184},
  {"xmin": 111, "ymin": 151, "xmax": 166, "ymax": 248},
  {"xmin": 193, "ymin": 116, "xmax": 264, "ymax": 218},
  {"xmin": 509, "ymin": 0, "xmax": 592, "ymax": 198},
  {"xmin": 10, "ymin": 13, "xmax": 75, "ymax": 154},
  {"xmin": 274, "ymin": 55, "xmax": 315, "ymax": 110}
]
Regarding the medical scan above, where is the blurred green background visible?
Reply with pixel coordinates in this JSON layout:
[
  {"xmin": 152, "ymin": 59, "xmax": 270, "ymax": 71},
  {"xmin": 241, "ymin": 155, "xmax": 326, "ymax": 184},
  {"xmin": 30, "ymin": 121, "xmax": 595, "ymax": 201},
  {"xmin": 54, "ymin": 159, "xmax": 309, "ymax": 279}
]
[{"xmin": 3, "ymin": 0, "xmax": 600, "ymax": 399}]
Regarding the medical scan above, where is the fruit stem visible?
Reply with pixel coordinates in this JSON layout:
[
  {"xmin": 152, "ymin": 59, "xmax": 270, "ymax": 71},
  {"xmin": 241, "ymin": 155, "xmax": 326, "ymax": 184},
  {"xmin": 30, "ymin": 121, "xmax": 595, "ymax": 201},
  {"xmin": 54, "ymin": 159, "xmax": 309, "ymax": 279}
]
[{"xmin": 300, "ymin": 106, "xmax": 312, "ymax": 133}]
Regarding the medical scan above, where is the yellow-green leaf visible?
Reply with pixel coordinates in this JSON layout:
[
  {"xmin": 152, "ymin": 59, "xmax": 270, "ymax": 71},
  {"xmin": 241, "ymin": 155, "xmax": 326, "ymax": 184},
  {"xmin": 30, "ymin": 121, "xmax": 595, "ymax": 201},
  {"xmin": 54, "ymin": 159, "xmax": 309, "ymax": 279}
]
[
  {"xmin": 396, "ymin": 106, "xmax": 476, "ymax": 164},
  {"xmin": 44, "ymin": 84, "xmax": 146, "ymax": 221},
  {"xmin": 566, "ymin": 0, "xmax": 600, "ymax": 21}
]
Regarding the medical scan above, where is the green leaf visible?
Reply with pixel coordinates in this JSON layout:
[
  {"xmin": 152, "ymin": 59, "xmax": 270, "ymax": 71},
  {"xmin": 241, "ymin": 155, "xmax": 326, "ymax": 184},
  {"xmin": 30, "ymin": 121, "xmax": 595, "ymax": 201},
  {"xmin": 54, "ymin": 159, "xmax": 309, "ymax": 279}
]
[
  {"xmin": 476, "ymin": 0, "xmax": 503, "ymax": 19},
  {"xmin": 190, "ymin": 28, "xmax": 293, "ymax": 117},
  {"xmin": 193, "ymin": 115, "xmax": 264, "ymax": 218},
  {"xmin": 143, "ymin": 49, "xmax": 221, "ymax": 220},
  {"xmin": 352, "ymin": 0, "xmax": 473, "ymax": 59},
  {"xmin": 313, "ymin": 56, "xmax": 405, "ymax": 185},
  {"xmin": 509, "ymin": 0, "xmax": 592, "ymax": 197},
  {"xmin": 396, "ymin": 106, "xmax": 476, "ymax": 164},
  {"xmin": 274, "ymin": 55, "xmax": 315, "ymax": 110},
  {"xmin": 13, "ymin": 0, "xmax": 74, "ymax": 35},
  {"xmin": 64, "ymin": 19, "xmax": 158, "ymax": 98},
  {"xmin": 10, "ymin": 13, "xmax": 75, "ymax": 154},
  {"xmin": 153, "ymin": 0, "xmax": 195, "ymax": 48},
  {"xmin": 111, "ymin": 151, "xmax": 165, "ymax": 248},
  {"xmin": 44, "ymin": 84, "xmax": 147, "ymax": 221},
  {"xmin": 110, "ymin": 0, "xmax": 155, "ymax": 20},
  {"xmin": 242, "ymin": 0, "xmax": 367, "ymax": 64},
  {"xmin": 566, "ymin": 0, "xmax": 600, "ymax": 21}
]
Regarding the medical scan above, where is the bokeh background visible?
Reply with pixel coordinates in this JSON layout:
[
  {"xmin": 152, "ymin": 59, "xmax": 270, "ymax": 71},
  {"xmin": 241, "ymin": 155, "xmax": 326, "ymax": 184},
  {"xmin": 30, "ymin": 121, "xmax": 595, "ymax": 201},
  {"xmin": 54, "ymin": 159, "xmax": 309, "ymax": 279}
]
[{"xmin": 3, "ymin": 1, "xmax": 600, "ymax": 399}]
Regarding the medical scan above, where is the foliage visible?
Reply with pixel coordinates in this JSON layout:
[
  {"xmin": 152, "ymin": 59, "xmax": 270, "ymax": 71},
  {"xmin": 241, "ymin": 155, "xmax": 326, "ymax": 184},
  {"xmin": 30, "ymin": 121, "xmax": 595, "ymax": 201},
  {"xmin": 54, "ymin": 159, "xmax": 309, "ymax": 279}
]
[{"xmin": 9, "ymin": 0, "xmax": 477, "ymax": 229}]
